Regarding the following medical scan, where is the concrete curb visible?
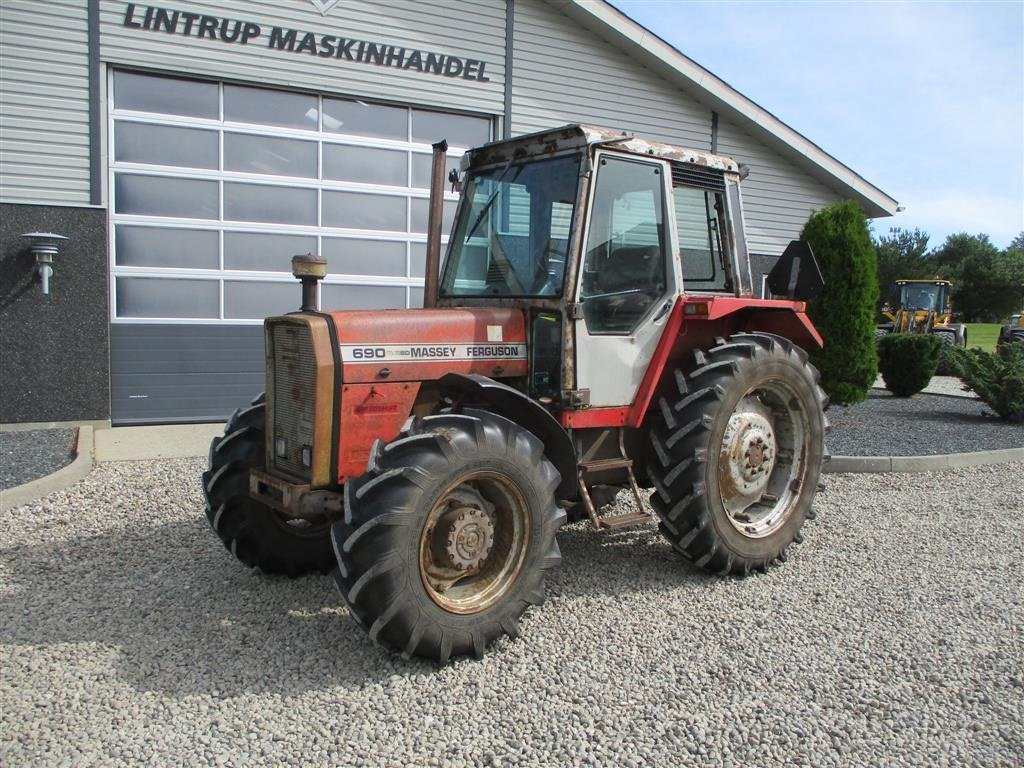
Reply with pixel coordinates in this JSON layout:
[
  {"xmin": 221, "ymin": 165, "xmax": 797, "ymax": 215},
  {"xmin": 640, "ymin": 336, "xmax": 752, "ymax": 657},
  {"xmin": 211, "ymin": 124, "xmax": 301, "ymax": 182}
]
[
  {"xmin": 824, "ymin": 447, "xmax": 1024, "ymax": 474},
  {"xmin": 0, "ymin": 426, "xmax": 95, "ymax": 511}
]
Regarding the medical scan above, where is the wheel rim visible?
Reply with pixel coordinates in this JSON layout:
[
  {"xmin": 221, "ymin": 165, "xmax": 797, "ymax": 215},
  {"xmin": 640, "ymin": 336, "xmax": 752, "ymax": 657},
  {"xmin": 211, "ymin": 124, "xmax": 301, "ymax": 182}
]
[
  {"xmin": 718, "ymin": 379, "xmax": 809, "ymax": 539},
  {"xmin": 419, "ymin": 471, "xmax": 530, "ymax": 615}
]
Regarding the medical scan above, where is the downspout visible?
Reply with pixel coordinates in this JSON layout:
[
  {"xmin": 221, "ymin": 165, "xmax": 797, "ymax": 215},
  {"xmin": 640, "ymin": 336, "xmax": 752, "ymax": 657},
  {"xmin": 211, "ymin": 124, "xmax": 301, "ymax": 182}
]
[{"xmin": 504, "ymin": 0, "xmax": 514, "ymax": 138}]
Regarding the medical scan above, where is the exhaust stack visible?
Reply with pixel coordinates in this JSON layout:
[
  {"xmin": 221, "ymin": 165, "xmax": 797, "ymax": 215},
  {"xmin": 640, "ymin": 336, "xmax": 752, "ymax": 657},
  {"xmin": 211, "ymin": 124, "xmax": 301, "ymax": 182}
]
[{"xmin": 423, "ymin": 139, "xmax": 449, "ymax": 308}]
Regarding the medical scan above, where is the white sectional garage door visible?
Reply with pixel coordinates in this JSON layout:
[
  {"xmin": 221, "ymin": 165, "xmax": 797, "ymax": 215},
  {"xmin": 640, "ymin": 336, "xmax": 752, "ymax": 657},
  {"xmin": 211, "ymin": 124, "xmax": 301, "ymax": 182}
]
[{"xmin": 108, "ymin": 70, "xmax": 491, "ymax": 423}]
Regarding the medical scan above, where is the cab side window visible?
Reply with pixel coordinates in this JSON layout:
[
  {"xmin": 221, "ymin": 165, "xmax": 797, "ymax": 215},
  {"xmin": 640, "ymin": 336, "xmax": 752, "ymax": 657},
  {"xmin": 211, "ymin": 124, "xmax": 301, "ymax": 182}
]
[
  {"xmin": 580, "ymin": 157, "xmax": 668, "ymax": 333},
  {"xmin": 674, "ymin": 184, "xmax": 731, "ymax": 292}
]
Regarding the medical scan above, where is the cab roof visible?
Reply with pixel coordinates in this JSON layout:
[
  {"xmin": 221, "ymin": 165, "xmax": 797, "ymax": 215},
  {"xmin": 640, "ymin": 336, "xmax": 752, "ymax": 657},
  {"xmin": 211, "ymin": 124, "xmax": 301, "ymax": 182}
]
[{"xmin": 464, "ymin": 123, "xmax": 740, "ymax": 175}]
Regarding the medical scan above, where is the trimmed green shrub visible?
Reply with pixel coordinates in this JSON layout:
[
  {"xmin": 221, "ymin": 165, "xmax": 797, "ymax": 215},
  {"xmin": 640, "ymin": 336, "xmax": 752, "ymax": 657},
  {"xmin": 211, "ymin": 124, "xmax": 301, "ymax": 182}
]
[
  {"xmin": 947, "ymin": 344, "xmax": 1024, "ymax": 422},
  {"xmin": 802, "ymin": 201, "xmax": 879, "ymax": 405},
  {"xmin": 877, "ymin": 333, "xmax": 941, "ymax": 396}
]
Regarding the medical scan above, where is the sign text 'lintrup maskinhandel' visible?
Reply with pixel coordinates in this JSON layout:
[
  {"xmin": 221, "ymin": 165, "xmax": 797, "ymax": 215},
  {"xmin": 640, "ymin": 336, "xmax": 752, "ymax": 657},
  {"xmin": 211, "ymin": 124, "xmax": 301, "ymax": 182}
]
[{"xmin": 121, "ymin": 3, "xmax": 491, "ymax": 82}]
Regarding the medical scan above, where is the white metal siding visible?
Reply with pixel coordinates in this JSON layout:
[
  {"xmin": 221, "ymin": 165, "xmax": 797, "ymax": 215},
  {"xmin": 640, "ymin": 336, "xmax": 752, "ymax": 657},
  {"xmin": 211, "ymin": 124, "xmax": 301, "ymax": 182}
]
[
  {"xmin": 511, "ymin": 0, "xmax": 711, "ymax": 148},
  {"xmin": 514, "ymin": 0, "xmax": 845, "ymax": 256},
  {"xmin": 717, "ymin": 117, "xmax": 845, "ymax": 254},
  {"xmin": 98, "ymin": 0, "xmax": 506, "ymax": 116},
  {"xmin": 0, "ymin": 0, "xmax": 91, "ymax": 204}
]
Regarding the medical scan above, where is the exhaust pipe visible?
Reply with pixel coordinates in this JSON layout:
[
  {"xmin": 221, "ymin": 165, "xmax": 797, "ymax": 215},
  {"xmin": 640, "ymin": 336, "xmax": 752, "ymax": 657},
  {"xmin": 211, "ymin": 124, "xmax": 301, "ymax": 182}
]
[{"xmin": 423, "ymin": 139, "xmax": 448, "ymax": 308}]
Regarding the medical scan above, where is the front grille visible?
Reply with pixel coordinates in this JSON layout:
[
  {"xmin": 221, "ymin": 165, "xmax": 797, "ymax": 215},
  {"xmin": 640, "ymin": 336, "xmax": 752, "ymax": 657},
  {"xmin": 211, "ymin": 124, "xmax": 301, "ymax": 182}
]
[{"xmin": 268, "ymin": 321, "xmax": 317, "ymax": 482}]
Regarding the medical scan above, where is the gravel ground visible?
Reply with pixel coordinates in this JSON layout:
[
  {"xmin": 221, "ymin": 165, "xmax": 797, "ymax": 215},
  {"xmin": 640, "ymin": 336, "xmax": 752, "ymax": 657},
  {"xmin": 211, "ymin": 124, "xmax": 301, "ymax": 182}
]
[
  {"xmin": 2, "ymin": 459, "xmax": 1022, "ymax": 766},
  {"xmin": 0, "ymin": 429, "xmax": 77, "ymax": 490},
  {"xmin": 827, "ymin": 390, "xmax": 1024, "ymax": 456}
]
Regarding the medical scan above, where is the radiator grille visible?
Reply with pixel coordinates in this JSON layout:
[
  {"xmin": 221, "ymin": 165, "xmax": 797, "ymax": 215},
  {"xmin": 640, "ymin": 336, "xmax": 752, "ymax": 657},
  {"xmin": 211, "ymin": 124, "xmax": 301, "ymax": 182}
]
[{"xmin": 269, "ymin": 321, "xmax": 316, "ymax": 482}]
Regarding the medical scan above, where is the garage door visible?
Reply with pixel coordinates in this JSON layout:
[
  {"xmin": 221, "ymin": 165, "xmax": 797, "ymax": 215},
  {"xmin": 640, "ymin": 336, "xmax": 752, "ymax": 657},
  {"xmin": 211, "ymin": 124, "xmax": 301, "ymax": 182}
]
[{"xmin": 108, "ymin": 70, "xmax": 491, "ymax": 423}]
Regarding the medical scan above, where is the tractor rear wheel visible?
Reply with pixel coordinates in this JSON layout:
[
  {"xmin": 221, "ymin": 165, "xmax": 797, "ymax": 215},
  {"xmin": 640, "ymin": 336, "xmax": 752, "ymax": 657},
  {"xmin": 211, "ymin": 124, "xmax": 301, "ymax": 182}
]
[
  {"xmin": 202, "ymin": 393, "xmax": 335, "ymax": 576},
  {"xmin": 332, "ymin": 409, "xmax": 565, "ymax": 663},
  {"xmin": 648, "ymin": 333, "xmax": 827, "ymax": 575}
]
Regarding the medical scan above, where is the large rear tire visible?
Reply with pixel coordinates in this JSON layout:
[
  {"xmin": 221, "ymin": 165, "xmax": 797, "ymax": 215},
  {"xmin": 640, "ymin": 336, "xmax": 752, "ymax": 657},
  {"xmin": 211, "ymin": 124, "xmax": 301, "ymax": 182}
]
[
  {"xmin": 332, "ymin": 409, "xmax": 565, "ymax": 663},
  {"xmin": 202, "ymin": 393, "xmax": 335, "ymax": 576},
  {"xmin": 647, "ymin": 333, "xmax": 827, "ymax": 575}
]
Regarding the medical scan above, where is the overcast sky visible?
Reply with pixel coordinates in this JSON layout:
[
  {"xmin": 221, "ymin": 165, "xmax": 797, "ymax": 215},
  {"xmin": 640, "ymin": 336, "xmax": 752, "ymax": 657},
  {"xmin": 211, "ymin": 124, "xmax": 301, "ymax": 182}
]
[{"xmin": 608, "ymin": 0, "xmax": 1024, "ymax": 249}]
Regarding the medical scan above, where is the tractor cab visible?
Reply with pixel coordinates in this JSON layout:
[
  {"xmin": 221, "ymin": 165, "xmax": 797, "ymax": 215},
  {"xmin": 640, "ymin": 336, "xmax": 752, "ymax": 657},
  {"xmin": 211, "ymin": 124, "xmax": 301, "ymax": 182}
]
[{"xmin": 435, "ymin": 125, "xmax": 766, "ymax": 408}]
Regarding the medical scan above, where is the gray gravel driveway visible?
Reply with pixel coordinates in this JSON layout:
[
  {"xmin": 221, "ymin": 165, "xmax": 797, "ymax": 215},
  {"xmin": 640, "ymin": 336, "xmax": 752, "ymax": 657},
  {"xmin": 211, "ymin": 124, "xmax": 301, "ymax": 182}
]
[{"xmin": 2, "ymin": 459, "xmax": 1022, "ymax": 766}]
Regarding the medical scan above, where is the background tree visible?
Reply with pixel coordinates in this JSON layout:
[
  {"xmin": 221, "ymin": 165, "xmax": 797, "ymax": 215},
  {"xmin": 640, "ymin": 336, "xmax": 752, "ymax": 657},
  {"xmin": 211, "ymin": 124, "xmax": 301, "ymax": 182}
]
[
  {"xmin": 874, "ymin": 227, "xmax": 931, "ymax": 311},
  {"xmin": 929, "ymin": 233, "xmax": 1024, "ymax": 322},
  {"xmin": 803, "ymin": 201, "xmax": 879, "ymax": 405}
]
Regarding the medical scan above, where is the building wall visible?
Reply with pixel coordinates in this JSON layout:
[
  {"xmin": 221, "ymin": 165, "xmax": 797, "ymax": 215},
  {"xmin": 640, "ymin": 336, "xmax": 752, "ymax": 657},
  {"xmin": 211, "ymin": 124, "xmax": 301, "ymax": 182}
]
[
  {"xmin": 510, "ymin": 0, "xmax": 711, "ymax": 148},
  {"xmin": 511, "ymin": 0, "xmax": 846, "ymax": 256},
  {"xmin": 0, "ymin": 0, "xmax": 93, "ymax": 205},
  {"xmin": 0, "ymin": 204, "xmax": 110, "ymax": 422},
  {"xmin": 716, "ymin": 117, "xmax": 846, "ymax": 255}
]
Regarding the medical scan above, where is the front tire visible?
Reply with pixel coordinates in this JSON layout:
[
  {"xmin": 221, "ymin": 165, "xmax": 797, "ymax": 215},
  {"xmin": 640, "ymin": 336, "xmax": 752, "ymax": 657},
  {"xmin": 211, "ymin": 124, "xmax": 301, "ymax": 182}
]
[
  {"xmin": 333, "ymin": 409, "xmax": 565, "ymax": 663},
  {"xmin": 647, "ymin": 333, "xmax": 826, "ymax": 575},
  {"xmin": 202, "ymin": 393, "xmax": 335, "ymax": 576}
]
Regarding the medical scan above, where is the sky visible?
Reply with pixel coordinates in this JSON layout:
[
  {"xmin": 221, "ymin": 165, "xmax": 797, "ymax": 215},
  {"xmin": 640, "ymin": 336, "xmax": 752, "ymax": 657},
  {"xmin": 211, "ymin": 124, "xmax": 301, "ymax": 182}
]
[{"xmin": 608, "ymin": 0, "xmax": 1024, "ymax": 249}]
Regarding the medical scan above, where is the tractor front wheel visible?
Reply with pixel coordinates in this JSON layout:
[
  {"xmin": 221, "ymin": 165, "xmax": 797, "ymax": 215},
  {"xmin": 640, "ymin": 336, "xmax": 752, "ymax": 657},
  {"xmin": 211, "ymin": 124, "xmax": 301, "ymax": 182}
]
[
  {"xmin": 333, "ymin": 409, "xmax": 565, "ymax": 663},
  {"xmin": 648, "ymin": 333, "xmax": 827, "ymax": 575},
  {"xmin": 202, "ymin": 393, "xmax": 335, "ymax": 576}
]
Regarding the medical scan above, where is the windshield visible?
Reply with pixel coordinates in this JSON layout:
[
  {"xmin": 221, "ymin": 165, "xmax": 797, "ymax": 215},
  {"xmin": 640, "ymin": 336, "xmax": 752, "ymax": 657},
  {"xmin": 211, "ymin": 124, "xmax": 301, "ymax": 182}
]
[
  {"xmin": 440, "ymin": 153, "xmax": 581, "ymax": 297},
  {"xmin": 899, "ymin": 283, "xmax": 944, "ymax": 311}
]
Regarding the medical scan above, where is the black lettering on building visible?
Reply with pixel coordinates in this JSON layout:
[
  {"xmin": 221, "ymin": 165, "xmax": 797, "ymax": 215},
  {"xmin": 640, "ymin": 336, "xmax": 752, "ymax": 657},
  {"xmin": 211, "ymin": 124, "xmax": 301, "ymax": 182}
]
[
  {"xmin": 241, "ymin": 22, "xmax": 260, "ymax": 43},
  {"xmin": 404, "ymin": 50, "xmax": 423, "ymax": 71},
  {"xmin": 318, "ymin": 35, "xmax": 337, "ymax": 57},
  {"xmin": 197, "ymin": 15, "xmax": 218, "ymax": 39},
  {"xmin": 295, "ymin": 31, "xmax": 317, "ymax": 55},
  {"xmin": 120, "ymin": 5, "xmax": 492, "ymax": 83},
  {"xmin": 269, "ymin": 27, "xmax": 297, "ymax": 51},
  {"xmin": 363, "ymin": 42, "xmax": 385, "ymax": 65},
  {"xmin": 443, "ymin": 57, "xmax": 464, "ymax": 77},
  {"xmin": 425, "ymin": 52, "xmax": 445, "ymax": 75},
  {"xmin": 179, "ymin": 11, "xmax": 198, "ymax": 36},
  {"xmin": 336, "ymin": 38, "xmax": 356, "ymax": 60},
  {"xmin": 123, "ymin": 3, "xmax": 141, "ymax": 28},
  {"xmin": 153, "ymin": 7, "xmax": 178, "ymax": 33},
  {"xmin": 219, "ymin": 18, "xmax": 242, "ymax": 43}
]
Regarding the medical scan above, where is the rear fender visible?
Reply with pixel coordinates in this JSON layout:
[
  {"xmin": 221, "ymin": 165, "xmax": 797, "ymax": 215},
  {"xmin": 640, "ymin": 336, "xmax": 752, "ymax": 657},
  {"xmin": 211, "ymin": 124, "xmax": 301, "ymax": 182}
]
[
  {"xmin": 439, "ymin": 373, "xmax": 578, "ymax": 500},
  {"xmin": 737, "ymin": 308, "xmax": 822, "ymax": 351},
  {"xmin": 622, "ymin": 298, "xmax": 822, "ymax": 429}
]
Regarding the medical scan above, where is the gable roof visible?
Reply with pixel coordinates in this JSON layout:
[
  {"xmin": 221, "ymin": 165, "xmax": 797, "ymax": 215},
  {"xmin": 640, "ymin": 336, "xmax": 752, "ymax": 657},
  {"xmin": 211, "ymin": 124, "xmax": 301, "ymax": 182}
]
[{"xmin": 550, "ymin": 0, "xmax": 900, "ymax": 218}]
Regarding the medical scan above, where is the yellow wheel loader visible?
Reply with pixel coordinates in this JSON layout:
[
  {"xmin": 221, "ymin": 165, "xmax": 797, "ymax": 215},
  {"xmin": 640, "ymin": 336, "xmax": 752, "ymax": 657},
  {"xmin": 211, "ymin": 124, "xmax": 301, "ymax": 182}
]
[{"xmin": 876, "ymin": 279, "xmax": 966, "ymax": 349}]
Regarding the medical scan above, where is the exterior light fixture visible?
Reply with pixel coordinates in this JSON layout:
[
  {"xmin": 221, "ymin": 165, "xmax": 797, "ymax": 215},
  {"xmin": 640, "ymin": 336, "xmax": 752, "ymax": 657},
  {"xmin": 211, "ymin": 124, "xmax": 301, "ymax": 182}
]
[{"xmin": 21, "ymin": 232, "xmax": 68, "ymax": 296}]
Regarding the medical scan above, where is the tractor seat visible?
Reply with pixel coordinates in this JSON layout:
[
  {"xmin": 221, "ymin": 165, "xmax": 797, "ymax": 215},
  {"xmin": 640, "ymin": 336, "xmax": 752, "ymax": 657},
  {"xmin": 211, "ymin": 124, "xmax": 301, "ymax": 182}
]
[
  {"xmin": 586, "ymin": 244, "xmax": 662, "ymax": 332},
  {"xmin": 599, "ymin": 245, "xmax": 661, "ymax": 292}
]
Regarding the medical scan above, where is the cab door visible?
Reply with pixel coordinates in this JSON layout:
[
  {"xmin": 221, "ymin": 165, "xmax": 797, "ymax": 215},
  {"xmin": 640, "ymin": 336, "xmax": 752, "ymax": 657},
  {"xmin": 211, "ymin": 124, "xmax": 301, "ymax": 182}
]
[{"xmin": 573, "ymin": 152, "xmax": 678, "ymax": 407}]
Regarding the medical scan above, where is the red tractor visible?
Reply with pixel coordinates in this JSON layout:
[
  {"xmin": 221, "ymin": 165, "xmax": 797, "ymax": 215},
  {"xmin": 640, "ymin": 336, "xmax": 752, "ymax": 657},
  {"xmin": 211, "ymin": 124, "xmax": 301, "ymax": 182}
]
[{"xmin": 203, "ymin": 125, "xmax": 828, "ymax": 662}]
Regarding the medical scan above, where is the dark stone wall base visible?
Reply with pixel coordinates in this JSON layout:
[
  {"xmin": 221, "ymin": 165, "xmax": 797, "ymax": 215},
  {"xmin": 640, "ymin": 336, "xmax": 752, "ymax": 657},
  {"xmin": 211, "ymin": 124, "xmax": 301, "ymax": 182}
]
[{"xmin": 0, "ymin": 203, "xmax": 110, "ymax": 423}]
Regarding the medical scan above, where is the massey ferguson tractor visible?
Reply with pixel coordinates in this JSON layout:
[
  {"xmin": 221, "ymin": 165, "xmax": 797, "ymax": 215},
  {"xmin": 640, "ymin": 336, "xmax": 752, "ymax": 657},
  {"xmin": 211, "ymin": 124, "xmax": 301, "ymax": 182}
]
[{"xmin": 203, "ymin": 125, "xmax": 829, "ymax": 663}]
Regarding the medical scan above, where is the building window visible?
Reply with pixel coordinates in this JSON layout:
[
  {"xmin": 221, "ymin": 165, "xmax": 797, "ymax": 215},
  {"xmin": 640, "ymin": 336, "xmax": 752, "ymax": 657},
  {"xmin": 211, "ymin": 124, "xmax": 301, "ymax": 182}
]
[{"xmin": 109, "ymin": 70, "xmax": 491, "ymax": 322}]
